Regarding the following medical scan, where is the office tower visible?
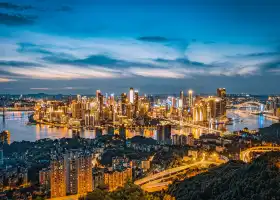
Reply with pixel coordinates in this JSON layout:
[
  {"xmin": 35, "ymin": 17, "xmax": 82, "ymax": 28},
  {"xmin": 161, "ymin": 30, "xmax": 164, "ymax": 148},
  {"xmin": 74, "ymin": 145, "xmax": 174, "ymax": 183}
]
[
  {"xmin": 98, "ymin": 94, "xmax": 104, "ymax": 120},
  {"xmin": 129, "ymin": 87, "xmax": 134, "ymax": 104},
  {"xmin": 217, "ymin": 88, "xmax": 226, "ymax": 98},
  {"xmin": 77, "ymin": 94, "xmax": 82, "ymax": 102},
  {"xmin": 96, "ymin": 90, "xmax": 101, "ymax": 100},
  {"xmin": 121, "ymin": 93, "xmax": 127, "ymax": 116},
  {"xmin": 134, "ymin": 90, "xmax": 139, "ymax": 115},
  {"xmin": 0, "ymin": 130, "xmax": 10, "ymax": 145},
  {"xmin": 71, "ymin": 101, "xmax": 82, "ymax": 119},
  {"xmin": 188, "ymin": 90, "xmax": 193, "ymax": 107},
  {"xmin": 50, "ymin": 156, "xmax": 66, "ymax": 198}
]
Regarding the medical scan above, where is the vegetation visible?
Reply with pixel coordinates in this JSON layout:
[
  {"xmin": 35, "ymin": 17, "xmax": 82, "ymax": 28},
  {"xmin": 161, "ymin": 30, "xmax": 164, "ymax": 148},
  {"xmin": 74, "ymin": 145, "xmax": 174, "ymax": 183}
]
[
  {"xmin": 81, "ymin": 182, "xmax": 164, "ymax": 200},
  {"xmin": 167, "ymin": 152, "xmax": 280, "ymax": 200},
  {"xmin": 258, "ymin": 123, "xmax": 280, "ymax": 144}
]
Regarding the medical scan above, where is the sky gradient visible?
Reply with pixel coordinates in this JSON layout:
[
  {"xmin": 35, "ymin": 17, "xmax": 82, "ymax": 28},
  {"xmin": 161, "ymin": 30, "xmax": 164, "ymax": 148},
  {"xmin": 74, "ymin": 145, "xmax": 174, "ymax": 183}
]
[{"xmin": 0, "ymin": 0, "xmax": 280, "ymax": 94}]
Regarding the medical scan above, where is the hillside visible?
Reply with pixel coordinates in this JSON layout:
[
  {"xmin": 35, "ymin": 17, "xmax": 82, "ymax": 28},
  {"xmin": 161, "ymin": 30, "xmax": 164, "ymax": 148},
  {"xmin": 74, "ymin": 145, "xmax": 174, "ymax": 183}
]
[{"xmin": 167, "ymin": 152, "xmax": 280, "ymax": 200}]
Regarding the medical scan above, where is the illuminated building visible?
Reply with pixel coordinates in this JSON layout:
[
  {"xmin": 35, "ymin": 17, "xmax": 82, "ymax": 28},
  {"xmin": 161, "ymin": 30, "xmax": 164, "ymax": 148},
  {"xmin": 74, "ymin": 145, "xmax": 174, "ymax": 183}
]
[
  {"xmin": 92, "ymin": 169, "xmax": 104, "ymax": 190},
  {"xmin": 157, "ymin": 125, "xmax": 171, "ymax": 144},
  {"xmin": 77, "ymin": 153, "xmax": 93, "ymax": 194},
  {"xmin": 217, "ymin": 88, "xmax": 226, "ymax": 98},
  {"xmin": 188, "ymin": 90, "xmax": 193, "ymax": 107},
  {"xmin": 0, "ymin": 130, "xmax": 10, "ymax": 145},
  {"xmin": 134, "ymin": 90, "xmax": 139, "ymax": 115},
  {"xmin": 50, "ymin": 156, "xmax": 66, "ymax": 198},
  {"xmin": 96, "ymin": 90, "xmax": 101, "ymax": 100},
  {"xmin": 187, "ymin": 133, "xmax": 194, "ymax": 146},
  {"xmin": 119, "ymin": 125, "xmax": 126, "ymax": 139},
  {"xmin": 121, "ymin": 93, "xmax": 127, "ymax": 116},
  {"xmin": 65, "ymin": 151, "xmax": 93, "ymax": 195},
  {"xmin": 39, "ymin": 168, "xmax": 50, "ymax": 190},
  {"xmin": 85, "ymin": 111, "xmax": 95, "ymax": 127},
  {"xmin": 77, "ymin": 94, "xmax": 82, "ymax": 102},
  {"xmin": 141, "ymin": 160, "xmax": 151, "ymax": 172},
  {"xmin": 129, "ymin": 87, "xmax": 134, "ymax": 104},
  {"xmin": 71, "ymin": 101, "xmax": 82, "ymax": 119},
  {"xmin": 104, "ymin": 168, "xmax": 132, "ymax": 191}
]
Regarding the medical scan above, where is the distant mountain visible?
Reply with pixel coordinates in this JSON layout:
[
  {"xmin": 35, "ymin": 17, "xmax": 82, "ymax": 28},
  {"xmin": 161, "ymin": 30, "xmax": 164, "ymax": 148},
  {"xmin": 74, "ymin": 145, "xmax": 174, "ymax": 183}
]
[{"xmin": 167, "ymin": 152, "xmax": 280, "ymax": 200}]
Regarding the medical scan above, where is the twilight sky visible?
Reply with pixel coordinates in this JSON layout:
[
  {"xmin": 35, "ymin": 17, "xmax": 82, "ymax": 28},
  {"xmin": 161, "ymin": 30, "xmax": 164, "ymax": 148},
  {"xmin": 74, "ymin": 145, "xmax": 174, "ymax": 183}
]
[{"xmin": 0, "ymin": 0, "xmax": 280, "ymax": 95}]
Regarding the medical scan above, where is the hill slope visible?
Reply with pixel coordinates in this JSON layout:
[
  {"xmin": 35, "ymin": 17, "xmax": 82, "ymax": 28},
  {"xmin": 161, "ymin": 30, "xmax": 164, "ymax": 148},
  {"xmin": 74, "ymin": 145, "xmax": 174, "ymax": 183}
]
[{"xmin": 168, "ymin": 152, "xmax": 280, "ymax": 200}]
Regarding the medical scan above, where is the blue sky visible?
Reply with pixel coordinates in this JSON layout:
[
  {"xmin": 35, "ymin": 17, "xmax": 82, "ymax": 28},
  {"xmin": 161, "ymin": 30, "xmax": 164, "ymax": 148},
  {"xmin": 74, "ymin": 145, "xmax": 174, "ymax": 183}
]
[{"xmin": 0, "ymin": 0, "xmax": 280, "ymax": 94}]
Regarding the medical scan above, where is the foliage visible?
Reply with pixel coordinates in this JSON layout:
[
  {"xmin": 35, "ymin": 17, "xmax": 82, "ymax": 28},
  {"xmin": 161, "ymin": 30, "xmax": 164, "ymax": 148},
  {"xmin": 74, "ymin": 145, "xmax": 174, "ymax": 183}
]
[
  {"xmin": 167, "ymin": 152, "xmax": 280, "ymax": 200},
  {"xmin": 82, "ymin": 182, "xmax": 161, "ymax": 200}
]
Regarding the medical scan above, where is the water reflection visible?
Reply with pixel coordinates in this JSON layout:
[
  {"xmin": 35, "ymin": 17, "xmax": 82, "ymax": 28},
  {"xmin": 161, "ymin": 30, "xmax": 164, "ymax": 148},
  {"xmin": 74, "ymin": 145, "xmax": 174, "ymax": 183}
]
[{"xmin": 0, "ymin": 110, "xmax": 275, "ymax": 142}]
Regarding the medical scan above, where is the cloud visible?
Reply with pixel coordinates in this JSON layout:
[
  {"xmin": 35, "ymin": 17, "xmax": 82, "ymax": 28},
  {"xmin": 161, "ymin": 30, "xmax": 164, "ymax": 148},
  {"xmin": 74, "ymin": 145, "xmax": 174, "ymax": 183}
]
[
  {"xmin": 0, "ymin": 2, "xmax": 33, "ymax": 10},
  {"xmin": 0, "ymin": 77, "xmax": 16, "ymax": 82},
  {"xmin": 137, "ymin": 36, "xmax": 169, "ymax": 42},
  {"xmin": 0, "ymin": 13, "xmax": 37, "ymax": 26},
  {"xmin": 30, "ymin": 87, "xmax": 50, "ymax": 90},
  {"xmin": 3, "ymin": 65, "xmax": 125, "ymax": 80},
  {"xmin": 0, "ymin": 60, "xmax": 40, "ymax": 67},
  {"xmin": 128, "ymin": 67, "xmax": 187, "ymax": 78}
]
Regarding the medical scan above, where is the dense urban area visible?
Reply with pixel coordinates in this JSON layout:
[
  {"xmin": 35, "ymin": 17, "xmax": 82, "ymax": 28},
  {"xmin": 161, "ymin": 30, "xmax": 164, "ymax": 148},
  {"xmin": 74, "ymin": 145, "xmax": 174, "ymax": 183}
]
[{"xmin": 0, "ymin": 88, "xmax": 280, "ymax": 200}]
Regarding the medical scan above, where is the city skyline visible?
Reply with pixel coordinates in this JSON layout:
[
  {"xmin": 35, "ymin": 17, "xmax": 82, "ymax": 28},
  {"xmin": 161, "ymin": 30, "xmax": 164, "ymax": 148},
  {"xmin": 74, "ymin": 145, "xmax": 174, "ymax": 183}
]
[{"xmin": 1, "ymin": 0, "xmax": 280, "ymax": 94}]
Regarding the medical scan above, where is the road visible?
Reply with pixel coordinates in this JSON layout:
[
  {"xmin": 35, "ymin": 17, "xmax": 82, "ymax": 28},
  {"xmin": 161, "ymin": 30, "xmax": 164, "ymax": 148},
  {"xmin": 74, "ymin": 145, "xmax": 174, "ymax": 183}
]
[
  {"xmin": 134, "ymin": 160, "xmax": 224, "ymax": 187},
  {"xmin": 240, "ymin": 146, "xmax": 280, "ymax": 162}
]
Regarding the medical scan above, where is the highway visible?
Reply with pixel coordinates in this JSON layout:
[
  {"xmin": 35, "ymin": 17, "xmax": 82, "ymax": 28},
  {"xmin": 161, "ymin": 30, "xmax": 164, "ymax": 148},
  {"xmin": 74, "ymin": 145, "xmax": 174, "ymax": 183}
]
[
  {"xmin": 134, "ymin": 159, "xmax": 225, "ymax": 191},
  {"xmin": 240, "ymin": 146, "xmax": 280, "ymax": 162}
]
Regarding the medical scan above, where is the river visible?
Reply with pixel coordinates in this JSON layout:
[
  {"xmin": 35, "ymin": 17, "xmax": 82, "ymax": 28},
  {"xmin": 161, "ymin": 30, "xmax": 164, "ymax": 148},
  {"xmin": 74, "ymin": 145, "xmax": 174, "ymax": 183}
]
[{"xmin": 0, "ymin": 110, "xmax": 275, "ymax": 143}]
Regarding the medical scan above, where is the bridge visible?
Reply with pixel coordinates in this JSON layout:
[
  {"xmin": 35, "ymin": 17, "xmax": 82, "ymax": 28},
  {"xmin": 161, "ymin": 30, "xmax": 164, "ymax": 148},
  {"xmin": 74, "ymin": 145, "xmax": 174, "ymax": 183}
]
[
  {"xmin": 166, "ymin": 119, "xmax": 231, "ymax": 135},
  {"xmin": 231, "ymin": 101, "xmax": 265, "ymax": 112},
  {"xmin": 135, "ymin": 159, "xmax": 226, "ymax": 192},
  {"xmin": 240, "ymin": 146, "xmax": 280, "ymax": 162}
]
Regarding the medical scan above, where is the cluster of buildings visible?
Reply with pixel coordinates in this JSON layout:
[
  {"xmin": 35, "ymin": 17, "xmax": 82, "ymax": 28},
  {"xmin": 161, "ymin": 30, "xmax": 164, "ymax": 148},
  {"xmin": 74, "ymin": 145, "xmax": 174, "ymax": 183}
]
[
  {"xmin": 33, "ymin": 88, "xmax": 228, "ymax": 130},
  {"xmin": 39, "ymin": 149, "xmax": 133, "ymax": 198},
  {"xmin": 267, "ymin": 96, "xmax": 280, "ymax": 118},
  {"xmin": 0, "ymin": 166, "xmax": 28, "ymax": 192},
  {"xmin": 0, "ymin": 131, "xmax": 10, "ymax": 145}
]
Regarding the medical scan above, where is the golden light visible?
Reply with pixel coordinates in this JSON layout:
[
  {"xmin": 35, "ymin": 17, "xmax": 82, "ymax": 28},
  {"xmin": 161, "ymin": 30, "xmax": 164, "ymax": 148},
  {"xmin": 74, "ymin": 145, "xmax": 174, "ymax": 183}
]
[{"xmin": 188, "ymin": 90, "xmax": 193, "ymax": 94}]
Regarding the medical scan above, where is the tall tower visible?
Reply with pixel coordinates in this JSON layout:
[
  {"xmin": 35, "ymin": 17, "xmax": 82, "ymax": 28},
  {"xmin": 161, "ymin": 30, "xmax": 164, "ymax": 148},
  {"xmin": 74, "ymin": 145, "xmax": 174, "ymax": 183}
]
[
  {"xmin": 50, "ymin": 156, "xmax": 66, "ymax": 198},
  {"xmin": 188, "ymin": 90, "xmax": 193, "ymax": 107},
  {"xmin": 121, "ymin": 93, "xmax": 127, "ymax": 116},
  {"xmin": 134, "ymin": 90, "xmax": 139, "ymax": 115},
  {"xmin": 217, "ymin": 88, "xmax": 226, "ymax": 98},
  {"xmin": 129, "ymin": 88, "xmax": 134, "ymax": 104}
]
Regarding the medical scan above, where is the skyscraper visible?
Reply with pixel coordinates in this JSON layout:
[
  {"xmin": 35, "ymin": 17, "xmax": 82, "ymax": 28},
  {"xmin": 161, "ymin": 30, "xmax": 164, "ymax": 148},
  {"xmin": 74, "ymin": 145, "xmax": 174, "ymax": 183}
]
[
  {"xmin": 134, "ymin": 90, "xmax": 139, "ymax": 116},
  {"xmin": 129, "ymin": 87, "xmax": 134, "ymax": 104},
  {"xmin": 121, "ymin": 93, "xmax": 127, "ymax": 116},
  {"xmin": 50, "ymin": 156, "xmax": 66, "ymax": 198},
  {"xmin": 0, "ymin": 130, "xmax": 10, "ymax": 145},
  {"xmin": 217, "ymin": 88, "xmax": 226, "ymax": 98},
  {"xmin": 188, "ymin": 90, "xmax": 193, "ymax": 107}
]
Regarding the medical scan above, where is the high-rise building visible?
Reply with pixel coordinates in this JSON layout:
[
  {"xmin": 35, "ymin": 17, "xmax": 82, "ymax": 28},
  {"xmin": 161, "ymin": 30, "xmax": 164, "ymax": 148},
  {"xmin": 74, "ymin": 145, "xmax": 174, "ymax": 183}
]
[
  {"xmin": 65, "ymin": 151, "xmax": 93, "ymax": 195},
  {"xmin": 188, "ymin": 90, "xmax": 193, "ymax": 107},
  {"xmin": 96, "ymin": 90, "xmax": 101, "ymax": 100},
  {"xmin": 0, "ymin": 130, "xmax": 10, "ymax": 145},
  {"xmin": 134, "ymin": 90, "xmax": 139, "ymax": 115},
  {"xmin": 157, "ymin": 125, "xmax": 171, "ymax": 144},
  {"xmin": 217, "ymin": 88, "xmax": 226, "ymax": 98},
  {"xmin": 121, "ymin": 93, "xmax": 127, "ymax": 116},
  {"xmin": 39, "ymin": 168, "xmax": 50, "ymax": 190},
  {"xmin": 77, "ymin": 153, "xmax": 93, "ymax": 194},
  {"xmin": 71, "ymin": 101, "xmax": 82, "ymax": 119},
  {"xmin": 187, "ymin": 133, "xmax": 194, "ymax": 146},
  {"xmin": 50, "ymin": 156, "xmax": 66, "ymax": 198},
  {"xmin": 129, "ymin": 88, "xmax": 134, "ymax": 104}
]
